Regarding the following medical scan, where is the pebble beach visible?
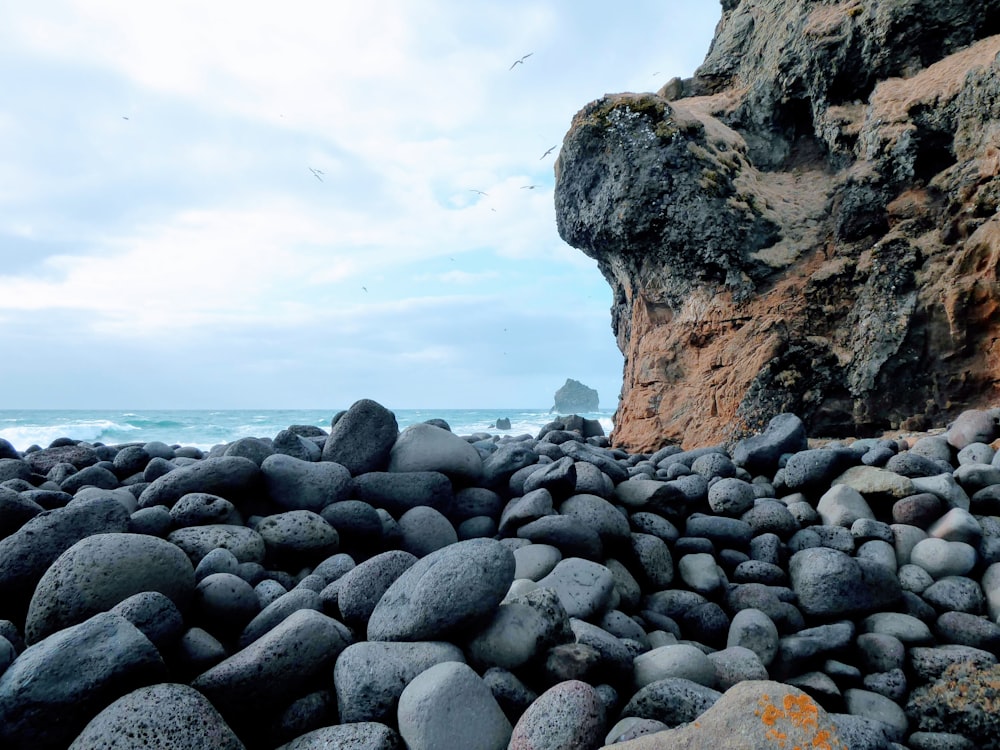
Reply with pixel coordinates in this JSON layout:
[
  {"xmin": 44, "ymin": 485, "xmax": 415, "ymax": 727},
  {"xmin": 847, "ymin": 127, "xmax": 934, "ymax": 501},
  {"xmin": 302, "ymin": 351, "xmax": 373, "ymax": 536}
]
[{"xmin": 1, "ymin": 399, "xmax": 999, "ymax": 749}]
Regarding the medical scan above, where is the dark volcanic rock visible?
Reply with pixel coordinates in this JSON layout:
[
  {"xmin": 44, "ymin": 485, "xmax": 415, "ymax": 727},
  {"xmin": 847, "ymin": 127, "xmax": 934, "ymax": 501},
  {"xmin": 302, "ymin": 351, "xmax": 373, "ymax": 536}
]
[
  {"xmin": 555, "ymin": 0, "xmax": 1000, "ymax": 452},
  {"xmin": 551, "ymin": 378, "xmax": 600, "ymax": 413},
  {"xmin": 321, "ymin": 399, "xmax": 398, "ymax": 475}
]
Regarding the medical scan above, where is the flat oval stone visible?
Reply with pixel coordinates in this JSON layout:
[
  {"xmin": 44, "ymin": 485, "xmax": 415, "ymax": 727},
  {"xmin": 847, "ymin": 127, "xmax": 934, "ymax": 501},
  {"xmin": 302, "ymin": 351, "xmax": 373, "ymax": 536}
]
[
  {"xmin": 137, "ymin": 456, "xmax": 262, "ymax": 510},
  {"xmin": 536, "ymin": 557, "xmax": 616, "ymax": 620},
  {"xmin": 619, "ymin": 677, "xmax": 721, "ymax": 727},
  {"xmin": 256, "ymin": 510, "xmax": 339, "ymax": 566},
  {"xmin": 25, "ymin": 532, "xmax": 195, "ymax": 644},
  {"xmin": 388, "ymin": 423, "xmax": 484, "ymax": 482},
  {"xmin": 261, "ymin": 454, "xmax": 352, "ymax": 513},
  {"xmin": 275, "ymin": 723, "xmax": 401, "ymax": 750},
  {"xmin": 367, "ymin": 538, "xmax": 515, "ymax": 641},
  {"xmin": 633, "ymin": 643, "xmax": 716, "ymax": 689},
  {"xmin": 337, "ymin": 550, "xmax": 418, "ymax": 629},
  {"xmin": 910, "ymin": 537, "xmax": 977, "ymax": 578},
  {"xmin": 168, "ymin": 524, "xmax": 266, "ymax": 566}
]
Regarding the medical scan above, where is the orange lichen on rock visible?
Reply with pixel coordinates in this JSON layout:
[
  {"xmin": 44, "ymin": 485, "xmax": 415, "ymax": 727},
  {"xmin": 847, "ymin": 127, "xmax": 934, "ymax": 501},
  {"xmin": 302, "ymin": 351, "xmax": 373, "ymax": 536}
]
[{"xmin": 754, "ymin": 693, "xmax": 842, "ymax": 750}]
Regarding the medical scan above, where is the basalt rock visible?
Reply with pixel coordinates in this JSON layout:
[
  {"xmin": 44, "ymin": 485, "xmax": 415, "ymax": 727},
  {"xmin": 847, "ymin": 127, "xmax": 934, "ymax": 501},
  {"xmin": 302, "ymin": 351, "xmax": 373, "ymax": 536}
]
[{"xmin": 555, "ymin": 0, "xmax": 1000, "ymax": 453}]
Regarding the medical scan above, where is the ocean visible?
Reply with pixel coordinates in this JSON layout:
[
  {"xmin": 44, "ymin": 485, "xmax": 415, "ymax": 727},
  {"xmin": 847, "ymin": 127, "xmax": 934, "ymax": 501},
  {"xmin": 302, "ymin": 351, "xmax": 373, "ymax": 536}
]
[{"xmin": 0, "ymin": 408, "xmax": 617, "ymax": 453}]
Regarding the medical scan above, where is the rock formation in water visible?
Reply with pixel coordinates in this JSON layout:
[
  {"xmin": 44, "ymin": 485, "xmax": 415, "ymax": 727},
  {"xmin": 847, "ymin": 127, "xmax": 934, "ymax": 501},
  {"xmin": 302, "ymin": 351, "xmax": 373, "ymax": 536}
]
[
  {"xmin": 555, "ymin": 0, "xmax": 1000, "ymax": 453},
  {"xmin": 551, "ymin": 378, "xmax": 600, "ymax": 413}
]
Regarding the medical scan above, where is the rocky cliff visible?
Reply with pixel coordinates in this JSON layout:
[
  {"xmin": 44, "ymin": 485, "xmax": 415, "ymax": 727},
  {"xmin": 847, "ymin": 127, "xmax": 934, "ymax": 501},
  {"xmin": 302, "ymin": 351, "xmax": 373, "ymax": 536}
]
[{"xmin": 555, "ymin": 0, "xmax": 1000, "ymax": 453}]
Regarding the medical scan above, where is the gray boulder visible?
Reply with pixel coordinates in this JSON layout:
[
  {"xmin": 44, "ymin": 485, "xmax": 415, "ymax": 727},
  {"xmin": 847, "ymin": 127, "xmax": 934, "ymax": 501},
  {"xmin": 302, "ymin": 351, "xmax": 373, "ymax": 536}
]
[
  {"xmin": 337, "ymin": 550, "xmax": 418, "ymax": 629},
  {"xmin": 275, "ymin": 723, "xmax": 401, "ymax": 750},
  {"xmin": 388, "ymin": 423, "xmax": 484, "ymax": 482},
  {"xmin": 67, "ymin": 683, "xmax": 244, "ymax": 749},
  {"xmin": 789, "ymin": 546, "xmax": 902, "ymax": 618},
  {"xmin": 262, "ymin": 454, "xmax": 352, "ymax": 513},
  {"xmin": 321, "ymin": 399, "xmax": 398, "ymax": 475},
  {"xmin": 551, "ymin": 378, "xmax": 599, "ymax": 412},
  {"xmin": 168, "ymin": 524, "xmax": 266, "ymax": 566},
  {"xmin": 137, "ymin": 456, "xmax": 262, "ymax": 510}
]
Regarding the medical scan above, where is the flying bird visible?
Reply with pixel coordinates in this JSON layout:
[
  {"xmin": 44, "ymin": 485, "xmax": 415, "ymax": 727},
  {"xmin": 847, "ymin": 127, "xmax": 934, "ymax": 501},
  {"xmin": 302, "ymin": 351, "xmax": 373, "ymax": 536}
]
[
  {"xmin": 309, "ymin": 167, "xmax": 324, "ymax": 182},
  {"xmin": 362, "ymin": 286, "xmax": 368, "ymax": 292},
  {"xmin": 521, "ymin": 184, "xmax": 540, "ymax": 190},
  {"xmin": 509, "ymin": 53, "xmax": 533, "ymax": 70},
  {"xmin": 539, "ymin": 146, "xmax": 556, "ymax": 159},
  {"xmin": 122, "ymin": 116, "xmax": 129, "ymax": 120},
  {"xmin": 469, "ymin": 189, "xmax": 488, "ymax": 196}
]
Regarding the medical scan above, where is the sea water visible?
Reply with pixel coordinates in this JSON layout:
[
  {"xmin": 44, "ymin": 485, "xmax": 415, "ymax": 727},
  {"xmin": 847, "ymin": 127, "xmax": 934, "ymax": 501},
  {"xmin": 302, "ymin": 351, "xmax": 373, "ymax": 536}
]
[{"xmin": 0, "ymin": 408, "xmax": 616, "ymax": 452}]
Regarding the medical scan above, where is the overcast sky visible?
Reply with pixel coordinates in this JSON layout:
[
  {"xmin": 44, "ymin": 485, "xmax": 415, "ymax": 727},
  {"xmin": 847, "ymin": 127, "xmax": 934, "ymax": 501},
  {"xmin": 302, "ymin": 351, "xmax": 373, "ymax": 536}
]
[{"xmin": 0, "ymin": 1, "xmax": 720, "ymax": 411}]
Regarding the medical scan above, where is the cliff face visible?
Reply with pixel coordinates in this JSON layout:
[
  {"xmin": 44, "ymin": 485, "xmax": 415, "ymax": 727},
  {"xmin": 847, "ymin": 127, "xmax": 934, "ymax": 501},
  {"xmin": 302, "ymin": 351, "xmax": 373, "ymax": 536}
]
[{"xmin": 555, "ymin": 0, "xmax": 1000, "ymax": 452}]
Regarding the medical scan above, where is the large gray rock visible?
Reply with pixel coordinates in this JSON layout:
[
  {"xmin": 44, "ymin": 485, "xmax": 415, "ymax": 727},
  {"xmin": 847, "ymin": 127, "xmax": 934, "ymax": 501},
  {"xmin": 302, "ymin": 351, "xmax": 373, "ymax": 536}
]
[
  {"xmin": 337, "ymin": 550, "xmax": 418, "ymax": 629},
  {"xmin": 536, "ymin": 557, "xmax": 616, "ymax": 620},
  {"xmin": 261, "ymin": 454, "xmax": 352, "ymax": 513},
  {"xmin": 789, "ymin": 546, "xmax": 902, "ymax": 618},
  {"xmin": 509, "ymin": 679, "xmax": 605, "ymax": 750},
  {"xmin": 551, "ymin": 378, "xmax": 599, "ymax": 412},
  {"xmin": 25, "ymin": 532, "xmax": 195, "ymax": 644},
  {"xmin": 0, "ymin": 496, "xmax": 130, "ymax": 621},
  {"xmin": 255, "ymin": 510, "xmax": 339, "ymax": 566},
  {"xmin": 167, "ymin": 524, "xmax": 266, "ymax": 566},
  {"xmin": 367, "ymin": 538, "xmax": 514, "ymax": 641},
  {"xmin": 388, "ymin": 423, "xmax": 484, "ymax": 482},
  {"xmin": 67, "ymin": 683, "xmax": 245, "ymax": 749},
  {"xmin": 730, "ymin": 414, "xmax": 807, "ymax": 475},
  {"xmin": 321, "ymin": 400, "xmax": 399, "ymax": 475},
  {"xmin": 275, "ymin": 723, "xmax": 401, "ymax": 750},
  {"xmin": 0, "ymin": 612, "xmax": 166, "ymax": 750},
  {"xmin": 334, "ymin": 640, "xmax": 466, "ymax": 724},
  {"xmin": 137, "ymin": 456, "xmax": 262, "ymax": 510},
  {"xmin": 191, "ymin": 609, "xmax": 350, "ymax": 732},
  {"xmin": 239, "ymin": 588, "xmax": 322, "ymax": 648},
  {"xmin": 465, "ymin": 587, "xmax": 572, "ymax": 670},
  {"xmin": 397, "ymin": 661, "xmax": 511, "ymax": 750},
  {"xmin": 352, "ymin": 471, "xmax": 454, "ymax": 516}
]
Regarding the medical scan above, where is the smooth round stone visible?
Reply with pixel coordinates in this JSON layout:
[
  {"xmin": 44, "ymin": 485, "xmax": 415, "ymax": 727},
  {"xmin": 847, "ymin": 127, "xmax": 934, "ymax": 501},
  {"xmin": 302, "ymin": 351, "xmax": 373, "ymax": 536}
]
[
  {"xmin": 193, "ymin": 572, "xmax": 260, "ymax": 636},
  {"xmin": 789, "ymin": 547, "xmax": 901, "ymax": 618},
  {"xmin": 508, "ymin": 679, "xmax": 604, "ymax": 750},
  {"xmin": 733, "ymin": 560, "xmax": 787, "ymax": 585},
  {"xmin": 782, "ymin": 449, "xmax": 853, "ymax": 491},
  {"xmin": 137, "ymin": 456, "xmax": 261, "ymax": 510},
  {"xmin": 862, "ymin": 667, "xmax": 907, "ymax": 702},
  {"xmin": 521, "ymin": 457, "xmax": 577, "ymax": 499},
  {"xmin": 239, "ymin": 588, "xmax": 322, "ymax": 647},
  {"xmin": 483, "ymin": 667, "xmax": 538, "ymax": 723},
  {"xmin": 513, "ymin": 544, "xmax": 562, "ymax": 581},
  {"xmin": 856, "ymin": 632, "xmax": 906, "ymax": 673},
  {"xmin": 954, "ymin": 462, "xmax": 1000, "ymax": 493},
  {"xmin": 633, "ymin": 643, "xmax": 716, "ymax": 689},
  {"xmin": 367, "ymin": 538, "xmax": 515, "ymax": 641},
  {"xmin": 24, "ymin": 532, "xmax": 196, "ymax": 644},
  {"xmin": 690, "ymin": 452, "xmax": 737, "ymax": 479},
  {"xmin": 275, "ymin": 723, "xmax": 401, "ymax": 750},
  {"xmin": 256, "ymin": 510, "xmax": 339, "ymax": 566},
  {"xmin": 573, "ymin": 461, "xmax": 614, "ymax": 499},
  {"xmin": 678, "ymin": 601, "xmax": 730, "ymax": 648},
  {"xmin": 174, "ymin": 627, "xmax": 227, "ymax": 678},
  {"xmin": 684, "ymin": 515, "xmax": 752, "ymax": 548},
  {"xmin": 128, "ymin": 505, "xmax": 172, "ymax": 536},
  {"xmin": 255, "ymin": 579, "xmax": 288, "ymax": 609},
  {"xmin": 559, "ymin": 493, "xmax": 631, "ymax": 547},
  {"xmin": 605, "ymin": 558, "xmax": 642, "ymax": 612},
  {"xmin": 0, "ymin": 612, "xmax": 166, "ymax": 749},
  {"xmin": 321, "ymin": 399, "xmax": 399, "ymax": 475},
  {"xmin": 109, "ymin": 591, "xmax": 185, "ymax": 650},
  {"xmin": 0, "ymin": 636, "xmax": 14, "ymax": 674},
  {"xmin": 922, "ymin": 576, "xmax": 985, "ymax": 614},
  {"xmin": 353, "ymin": 471, "xmax": 453, "ymax": 517},
  {"xmin": 170, "ymin": 492, "xmax": 237, "ymax": 527},
  {"xmin": 599, "ymin": 609, "xmax": 649, "ymax": 646},
  {"xmin": 613, "ymin": 479, "xmax": 683, "ymax": 512},
  {"xmin": 535, "ymin": 557, "xmax": 615, "ymax": 621},
  {"xmin": 909, "ymin": 644, "xmax": 997, "ymax": 682},
  {"xmin": 320, "ymin": 500, "xmax": 383, "ymax": 551},
  {"xmin": 466, "ymin": 588, "xmax": 571, "ymax": 671},
  {"xmin": 983, "ymin": 562, "xmax": 1000, "ymax": 620},
  {"xmin": 398, "ymin": 506, "xmax": 458, "ymax": 557},
  {"xmin": 516, "ymin": 515, "xmax": 603, "ymax": 560},
  {"xmin": 855, "ymin": 539, "xmax": 897, "ymax": 572},
  {"xmin": 961, "ymin": 442, "xmax": 999, "ymax": 466},
  {"xmin": 935, "ymin": 610, "xmax": 1000, "ymax": 650},
  {"xmin": 851, "ymin": 518, "xmax": 894, "ymax": 542},
  {"xmin": 833, "ymin": 465, "xmax": 915, "ymax": 500},
  {"xmin": 740, "ymin": 500, "xmax": 799, "ymax": 539},
  {"xmin": 748, "ymin": 533, "xmax": 781, "ymax": 565},
  {"xmin": 0, "ymin": 488, "xmax": 43, "ymax": 538},
  {"xmin": 899, "ymin": 563, "xmax": 935, "ymax": 593},
  {"xmin": 388, "ymin": 423, "xmax": 484, "ymax": 482},
  {"xmin": 261, "ymin": 454, "xmax": 352, "ymax": 513},
  {"xmin": 909, "ymin": 537, "xmax": 977, "ymax": 578},
  {"xmin": 195, "ymin": 547, "xmax": 240, "ymax": 581},
  {"xmin": 271, "ymin": 429, "xmax": 322, "ymax": 462},
  {"xmin": 168, "ymin": 525, "xmax": 266, "ymax": 566},
  {"xmin": 707, "ymin": 477, "xmax": 756, "ymax": 516},
  {"xmin": 192, "ymin": 610, "xmax": 351, "ymax": 730},
  {"xmin": 311, "ymin": 553, "xmax": 356, "ymax": 584},
  {"xmin": 908, "ymin": 732, "xmax": 977, "ymax": 750},
  {"xmin": 498, "ymin": 488, "xmax": 555, "ymax": 535},
  {"xmin": 678, "ymin": 553, "xmax": 723, "ymax": 595},
  {"xmin": 627, "ymin": 531, "xmax": 677, "ymax": 588},
  {"xmin": 606, "ymin": 717, "xmax": 669, "ymax": 746},
  {"xmin": 843, "ymin": 688, "xmax": 909, "ymax": 740},
  {"xmin": 451, "ymin": 487, "xmax": 504, "ymax": 522},
  {"xmin": 928, "ymin": 507, "xmax": 983, "ymax": 544},
  {"xmin": 893, "ymin": 493, "xmax": 945, "ymax": 528},
  {"xmin": 910, "ymin": 473, "xmax": 970, "ymax": 511},
  {"xmin": 707, "ymin": 646, "xmax": 768, "ymax": 690},
  {"xmin": 335, "ymin": 641, "xmax": 466, "ymax": 724},
  {"xmin": 727, "ymin": 607, "xmax": 779, "ymax": 667},
  {"xmin": 891, "ymin": 523, "xmax": 928, "ymax": 566},
  {"xmin": 337, "ymin": 550, "xmax": 417, "ymax": 629},
  {"xmin": 397, "ymin": 661, "xmax": 510, "ymax": 750},
  {"xmin": 619, "ymin": 677, "xmax": 721, "ymax": 727},
  {"xmin": 947, "ymin": 409, "xmax": 1000, "ymax": 450},
  {"xmin": 817, "ymin": 484, "xmax": 875, "ymax": 527},
  {"xmin": 0, "ymin": 496, "xmax": 130, "ymax": 618},
  {"xmin": 860, "ymin": 612, "xmax": 933, "ymax": 644},
  {"xmin": 67, "ymin": 683, "xmax": 244, "ymax": 750}
]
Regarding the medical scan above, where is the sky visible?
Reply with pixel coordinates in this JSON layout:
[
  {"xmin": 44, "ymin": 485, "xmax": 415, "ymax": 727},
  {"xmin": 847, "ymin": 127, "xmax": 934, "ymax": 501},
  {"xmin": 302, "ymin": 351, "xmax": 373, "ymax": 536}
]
[{"xmin": 0, "ymin": 1, "xmax": 720, "ymax": 411}]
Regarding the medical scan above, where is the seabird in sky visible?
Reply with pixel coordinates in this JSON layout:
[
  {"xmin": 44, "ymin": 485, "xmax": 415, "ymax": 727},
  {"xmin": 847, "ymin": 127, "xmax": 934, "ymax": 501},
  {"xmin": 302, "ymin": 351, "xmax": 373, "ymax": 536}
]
[
  {"xmin": 539, "ymin": 146, "xmax": 556, "ymax": 159},
  {"xmin": 509, "ymin": 53, "xmax": 533, "ymax": 70},
  {"xmin": 521, "ymin": 184, "xmax": 540, "ymax": 190},
  {"xmin": 469, "ymin": 189, "xmax": 488, "ymax": 196},
  {"xmin": 309, "ymin": 167, "xmax": 324, "ymax": 182}
]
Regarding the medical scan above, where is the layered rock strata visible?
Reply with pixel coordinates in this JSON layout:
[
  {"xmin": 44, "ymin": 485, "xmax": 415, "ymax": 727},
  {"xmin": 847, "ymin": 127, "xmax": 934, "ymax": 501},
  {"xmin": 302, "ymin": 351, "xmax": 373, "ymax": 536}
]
[{"xmin": 555, "ymin": 0, "xmax": 1000, "ymax": 452}]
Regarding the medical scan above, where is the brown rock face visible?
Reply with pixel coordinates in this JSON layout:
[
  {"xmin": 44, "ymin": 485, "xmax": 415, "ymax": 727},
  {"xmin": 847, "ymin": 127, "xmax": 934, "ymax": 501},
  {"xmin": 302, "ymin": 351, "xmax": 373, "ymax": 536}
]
[{"xmin": 555, "ymin": 0, "xmax": 1000, "ymax": 453}]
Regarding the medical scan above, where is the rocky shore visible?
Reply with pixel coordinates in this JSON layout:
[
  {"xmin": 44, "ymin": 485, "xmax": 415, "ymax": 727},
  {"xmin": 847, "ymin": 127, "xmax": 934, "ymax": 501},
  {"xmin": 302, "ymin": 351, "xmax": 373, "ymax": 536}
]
[{"xmin": 2, "ymin": 399, "xmax": 1000, "ymax": 749}]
